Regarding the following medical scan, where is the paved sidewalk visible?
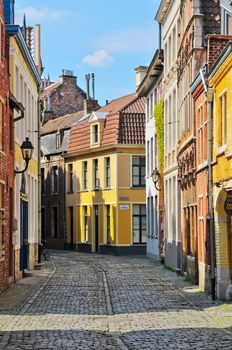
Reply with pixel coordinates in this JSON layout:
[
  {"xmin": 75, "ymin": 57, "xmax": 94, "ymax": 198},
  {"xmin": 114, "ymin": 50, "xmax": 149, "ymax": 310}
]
[{"xmin": 0, "ymin": 251, "xmax": 231, "ymax": 349}]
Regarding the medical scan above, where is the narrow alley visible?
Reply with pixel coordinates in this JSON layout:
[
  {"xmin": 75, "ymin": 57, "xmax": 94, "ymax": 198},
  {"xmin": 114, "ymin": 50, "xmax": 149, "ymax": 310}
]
[{"xmin": 0, "ymin": 252, "xmax": 231, "ymax": 349}]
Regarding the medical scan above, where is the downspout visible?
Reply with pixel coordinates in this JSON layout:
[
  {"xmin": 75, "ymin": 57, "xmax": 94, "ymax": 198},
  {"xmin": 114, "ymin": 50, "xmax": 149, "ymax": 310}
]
[
  {"xmin": 37, "ymin": 92, "xmax": 42, "ymax": 263},
  {"xmin": 200, "ymin": 68, "xmax": 216, "ymax": 300}
]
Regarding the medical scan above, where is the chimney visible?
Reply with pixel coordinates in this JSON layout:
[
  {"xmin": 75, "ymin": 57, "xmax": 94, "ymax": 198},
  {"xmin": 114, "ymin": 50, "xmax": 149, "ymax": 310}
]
[
  {"xmin": 4, "ymin": 0, "xmax": 15, "ymax": 24},
  {"xmin": 85, "ymin": 74, "xmax": 90, "ymax": 99},
  {"xmin": 34, "ymin": 24, "xmax": 43, "ymax": 75},
  {"xmin": 84, "ymin": 99, "xmax": 100, "ymax": 115},
  {"xmin": 91, "ymin": 73, "xmax": 95, "ymax": 99},
  {"xmin": 135, "ymin": 66, "xmax": 148, "ymax": 89},
  {"xmin": 60, "ymin": 69, "xmax": 77, "ymax": 85}
]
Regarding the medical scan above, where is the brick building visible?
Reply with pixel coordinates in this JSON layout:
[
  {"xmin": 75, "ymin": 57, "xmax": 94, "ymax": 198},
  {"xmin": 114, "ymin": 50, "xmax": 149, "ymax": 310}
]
[
  {"xmin": 0, "ymin": 0, "xmax": 14, "ymax": 292},
  {"xmin": 41, "ymin": 70, "xmax": 100, "ymax": 124}
]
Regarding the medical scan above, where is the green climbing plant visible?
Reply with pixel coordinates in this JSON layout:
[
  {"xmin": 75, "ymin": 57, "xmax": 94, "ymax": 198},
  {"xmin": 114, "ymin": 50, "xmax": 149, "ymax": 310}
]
[{"xmin": 154, "ymin": 99, "xmax": 164, "ymax": 175}]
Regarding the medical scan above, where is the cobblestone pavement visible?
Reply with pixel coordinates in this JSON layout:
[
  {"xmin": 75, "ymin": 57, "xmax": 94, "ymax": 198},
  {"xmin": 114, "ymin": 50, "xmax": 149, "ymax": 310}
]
[{"xmin": 0, "ymin": 251, "xmax": 232, "ymax": 349}]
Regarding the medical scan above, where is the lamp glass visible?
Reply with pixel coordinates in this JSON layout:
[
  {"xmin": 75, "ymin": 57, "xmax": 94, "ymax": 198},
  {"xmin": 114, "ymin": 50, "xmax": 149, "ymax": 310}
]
[{"xmin": 21, "ymin": 137, "xmax": 34, "ymax": 161}]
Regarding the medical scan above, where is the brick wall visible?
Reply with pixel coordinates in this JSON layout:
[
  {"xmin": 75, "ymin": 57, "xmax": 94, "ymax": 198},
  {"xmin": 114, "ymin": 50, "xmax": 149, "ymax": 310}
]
[
  {"xmin": 207, "ymin": 35, "xmax": 232, "ymax": 70},
  {"xmin": 0, "ymin": 2, "xmax": 13, "ymax": 293},
  {"xmin": 43, "ymin": 74, "xmax": 88, "ymax": 124}
]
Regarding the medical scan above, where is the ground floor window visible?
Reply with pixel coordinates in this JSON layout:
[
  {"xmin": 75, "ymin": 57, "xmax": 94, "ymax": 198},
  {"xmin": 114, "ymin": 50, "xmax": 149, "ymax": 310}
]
[
  {"xmin": 133, "ymin": 204, "xmax": 146, "ymax": 244},
  {"xmin": 106, "ymin": 205, "xmax": 111, "ymax": 244},
  {"xmin": 84, "ymin": 206, "xmax": 88, "ymax": 243}
]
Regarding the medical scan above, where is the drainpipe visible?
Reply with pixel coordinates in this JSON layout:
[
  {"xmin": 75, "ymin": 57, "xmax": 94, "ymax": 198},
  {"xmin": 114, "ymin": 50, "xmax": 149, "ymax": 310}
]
[
  {"xmin": 37, "ymin": 93, "xmax": 42, "ymax": 263},
  {"xmin": 200, "ymin": 68, "xmax": 216, "ymax": 300}
]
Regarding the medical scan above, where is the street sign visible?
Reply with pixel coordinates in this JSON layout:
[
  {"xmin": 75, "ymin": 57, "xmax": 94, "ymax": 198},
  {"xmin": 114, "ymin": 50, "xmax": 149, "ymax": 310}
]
[
  {"xmin": 224, "ymin": 191, "xmax": 232, "ymax": 215},
  {"xmin": 120, "ymin": 204, "xmax": 129, "ymax": 211}
]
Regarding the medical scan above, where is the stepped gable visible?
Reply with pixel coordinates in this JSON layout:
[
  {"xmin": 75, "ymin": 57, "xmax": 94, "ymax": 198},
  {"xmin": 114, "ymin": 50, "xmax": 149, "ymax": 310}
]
[{"xmin": 68, "ymin": 93, "xmax": 145, "ymax": 154}]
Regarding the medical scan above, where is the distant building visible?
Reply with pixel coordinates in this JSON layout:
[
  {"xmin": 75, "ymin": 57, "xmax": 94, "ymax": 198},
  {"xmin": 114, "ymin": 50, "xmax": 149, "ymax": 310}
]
[
  {"xmin": 41, "ymin": 70, "xmax": 100, "ymax": 124},
  {"xmin": 66, "ymin": 93, "xmax": 146, "ymax": 254},
  {"xmin": 137, "ymin": 50, "xmax": 164, "ymax": 261},
  {"xmin": 41, "ymin": 111, "xmax": 85, "ymax": 249}
]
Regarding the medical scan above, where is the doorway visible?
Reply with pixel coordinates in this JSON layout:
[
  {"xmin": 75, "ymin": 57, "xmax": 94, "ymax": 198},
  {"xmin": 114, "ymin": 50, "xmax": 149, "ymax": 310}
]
[
  {"xmin": 69, "ymin": 207, "xmax": 74, "ymax": 250},
  {"xmin": 20, "ymin": 200, "xmax": 28, "ymax": 271}
]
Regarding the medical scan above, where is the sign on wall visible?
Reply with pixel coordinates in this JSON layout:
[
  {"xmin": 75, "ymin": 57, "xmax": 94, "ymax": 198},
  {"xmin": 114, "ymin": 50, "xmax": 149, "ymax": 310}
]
[
  {"xmin": 224, "ymin": 191, "xmax": 232, "ymax": 216},
  {"xmin": 120, "ymin": 204, "xmax": 129, "ymax": 211}
]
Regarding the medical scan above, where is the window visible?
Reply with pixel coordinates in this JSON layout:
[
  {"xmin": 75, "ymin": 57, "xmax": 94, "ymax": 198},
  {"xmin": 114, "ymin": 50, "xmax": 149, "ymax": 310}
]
[
  {"xmin": 51, "ymin": 166, "xmax": 58, "ymax": 193},
  {"xmin": 56, "ymin": 132, "xmax": 60, "ymax": 149},
  {"xmin": 106, "ymin": 205, "xmax": 111, "ymax": 244},
  {"xmin": 105, "ymin": 157, "xmax": 111, "ymax": 188},
  {"xmin": 221, "ymin": 7, "xmax": 232, "ymax": 34},
  {"xmin": 68, "ymin": 163, "xmax": 73, "ymax": 193},
  {"xmin": 146, "ymin": 97, "xmax": 150, "ymax": 121},
  {"xmin": 133, "ymin": 204, "xmax": 147, "ymax": 244},
  {"xmin": 198, "ymin": 107, "xmax": 203, "ymax": 164},
  {"xmin": 83, "ymin": 161, "xmax": 88, "ymax": 190},
  {"xmin": 92, "ymin": 124, "xmax": 99, "ymax": 144},
  {"xmin": 150, "ymin": 93, "xmax": 154, "ymax": 118},
  {"xmin": 52, "ymin": 206, "xmax": 58, "ymax": 239},
  {"xmin": 84, "ymin": 206, "xmax": 88, "ymax": 243},
  {"xmin": 41, "ymin": 168, "xmax": 45, "ymax": 194},
  {"xmin": 132, "ymin": 156, "xmax": 145, "ymax": 187},
  {"xmin": 151, "ymin": 196, "xmax": 154, "ymax": 237},
  {"xmin": 151, "ymin": 138, "xmax": 154, "ymax": 171},
  {"xmin": 220, "ymin": 92, "xmax": 227, "ymax": 146},
  {"xmin": 147, "ymin": 141, "xmax": 150, "ymax": 176},
  {"xmin": 94, "ymin": 159, "xmax": 99, "ymax": 188}
]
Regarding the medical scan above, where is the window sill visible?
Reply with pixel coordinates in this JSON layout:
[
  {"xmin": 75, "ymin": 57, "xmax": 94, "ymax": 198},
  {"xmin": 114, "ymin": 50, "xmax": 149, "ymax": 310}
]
[
  {"xmin": 131, "ymin": 186, "xmax": 146, "ymax": 189},
  {"xmin": 67, "ymin": 191, "xmax": 74, "ymax": 194},
  {"xmin": 217, "ymin": 144, "xmax": 227, "ymax": 156},
  {"xmin": 81, "ymin": 189, "xmax": 88, "ymax": 193}
]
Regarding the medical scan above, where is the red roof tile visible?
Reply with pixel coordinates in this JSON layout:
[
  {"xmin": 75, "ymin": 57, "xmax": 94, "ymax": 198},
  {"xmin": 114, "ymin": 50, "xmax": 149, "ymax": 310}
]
[
  {"xmin": 68, "ymin": 94, "xmax": 145, "ymax": 154},
  {"xmin": 41, "ymin": 81, "xmax": 61, "ymax": 99}
]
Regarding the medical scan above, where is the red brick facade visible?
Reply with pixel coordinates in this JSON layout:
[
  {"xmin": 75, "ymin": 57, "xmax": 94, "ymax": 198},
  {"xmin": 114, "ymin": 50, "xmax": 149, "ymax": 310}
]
[{"xmin": 0, "ymin": 0, "xmax": 13, "ymax": 292}]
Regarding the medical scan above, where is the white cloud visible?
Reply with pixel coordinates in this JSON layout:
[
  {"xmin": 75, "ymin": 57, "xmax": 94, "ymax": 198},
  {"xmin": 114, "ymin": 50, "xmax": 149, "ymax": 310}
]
[
  {"xmin": 81, "ymin": 50, "xmax": 114, "ymax": 68},
  {"xmin": 15, "ymin": 7, "xmax": 71, "ymax": 24},
  {"xmin": 93, "ymin": 26, "xmax": 157, "ymax": 54}
]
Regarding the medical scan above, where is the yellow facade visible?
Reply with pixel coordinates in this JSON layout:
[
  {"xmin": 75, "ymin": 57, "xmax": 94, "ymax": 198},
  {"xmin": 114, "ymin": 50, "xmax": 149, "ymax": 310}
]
[
  {"xmin": 209, "ymin": 44, "xmax": 232, "ymax": 299},
  {"xmin": 66, "ymin": 146, "xmax": 146, "ymax": 254},
  {"xmin": 9, "ymin": 31, "xmax": 41, "ymax": 279}
]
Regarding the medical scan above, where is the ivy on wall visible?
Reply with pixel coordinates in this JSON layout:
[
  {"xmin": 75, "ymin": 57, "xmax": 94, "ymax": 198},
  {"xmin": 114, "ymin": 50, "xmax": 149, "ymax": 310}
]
[{"xmin": 154, "ymin": 99, "xmax": 164, "ymax": 175}]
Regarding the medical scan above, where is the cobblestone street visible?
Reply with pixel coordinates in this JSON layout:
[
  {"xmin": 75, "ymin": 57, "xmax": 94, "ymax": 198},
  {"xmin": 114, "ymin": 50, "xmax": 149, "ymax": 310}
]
[{"xmin": 0, "ymin": 251, "xmax": 232, "ymax": 349}]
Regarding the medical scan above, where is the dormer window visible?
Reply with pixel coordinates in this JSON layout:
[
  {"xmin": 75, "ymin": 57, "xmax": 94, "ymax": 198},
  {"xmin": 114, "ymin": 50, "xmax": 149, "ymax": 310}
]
[{"xmin": 92, "ymin": 124, "xmax": 99, "ymax": 144}]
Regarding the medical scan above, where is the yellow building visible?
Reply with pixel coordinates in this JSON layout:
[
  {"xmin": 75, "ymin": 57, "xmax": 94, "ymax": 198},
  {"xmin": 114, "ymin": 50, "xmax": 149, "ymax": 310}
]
[
  {"xmin": 7, "ymin": 21, "xmax": 42, "ymax": 279},
  {"xmin": 209, "ymin": 42, "xmax": 232, "ymax": 300},
  {"xmin": 65, "ymin": 93, "xmax": 146, "ymax": 254}
]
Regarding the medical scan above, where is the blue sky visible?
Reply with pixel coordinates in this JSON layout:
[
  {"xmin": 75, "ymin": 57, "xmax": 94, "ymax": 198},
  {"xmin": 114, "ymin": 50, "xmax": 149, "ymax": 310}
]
[{"xmin": 15, "ymin": 0, "xmax": 160, "ymax": 106}]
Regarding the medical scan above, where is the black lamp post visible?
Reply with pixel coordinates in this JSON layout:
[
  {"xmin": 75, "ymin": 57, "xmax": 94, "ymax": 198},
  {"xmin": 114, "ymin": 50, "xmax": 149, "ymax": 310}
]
[
  {"xmin": 152, "ymin": 168, "xmax": 161, "ymax": 191},
  {"xmin": 14, "ymin": 137, "xmax": 34, "ymax": 175}
]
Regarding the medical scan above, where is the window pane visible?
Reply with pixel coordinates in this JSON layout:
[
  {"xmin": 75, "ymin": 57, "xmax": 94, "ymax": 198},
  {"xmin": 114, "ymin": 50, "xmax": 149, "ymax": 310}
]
[
  {"xmin": 141, "ymin": 205, "xmax": 146, "ymax": 215},
  {"xmin": 133, "ymin": 217, "xmax": 140, "ymax": 229},
  {"xmin": 133, "ymin": 230, "xmax": 140, "ymax": 243},
  {"xmin": 142, "ymin": 230, "xmax": 147, "ymax": 243},
  {"xmin": 133, "ymin": 167, "xmax": 139, "ymax": 176},
  {"xmin": 142, "ymin": 217, "xmax": 146, "ymax": 230},
  {"xmin": 133, "ymin": 176, "xmax": 140, "ymax": 186},
  {"xmin": 133, "ymin": 156, "xmax": 140, "ymax": 165},
  {"xmin": 133, "ymin": 205, "xmax": 140, "ymax": 215}
]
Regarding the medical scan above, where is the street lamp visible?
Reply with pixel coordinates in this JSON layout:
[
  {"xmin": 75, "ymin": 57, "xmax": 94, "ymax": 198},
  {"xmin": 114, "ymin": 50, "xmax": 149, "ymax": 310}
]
[
  {"xmin": 14, "ymin": 137, "xmax": 34, "ymax": 175},
  {"xmin": 152, "ymin": 168, "xmax": 161, "ymax": 191}
]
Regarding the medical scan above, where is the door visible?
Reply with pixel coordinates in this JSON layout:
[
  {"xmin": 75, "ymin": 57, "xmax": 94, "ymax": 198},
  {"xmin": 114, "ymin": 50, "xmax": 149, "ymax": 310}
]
[
  {"xmin": 94, "ymin": 205, "xmax": 99, "ymax": 252},
  {"xmin": 41, "ymin": 207, "xmax": 45, "ymax": 242},
  {"xmin": 20, "ymin": 200, "xmax": 28, "ymax": 270}
]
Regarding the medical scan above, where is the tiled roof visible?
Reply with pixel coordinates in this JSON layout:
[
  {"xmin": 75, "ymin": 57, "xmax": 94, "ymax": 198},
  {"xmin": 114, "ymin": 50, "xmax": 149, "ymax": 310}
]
[
  {"xmin": 68, "ymin": 93, "xmax": 145, "ymax": 154},
  {"xmin": 41, "ymin": 111, "xmax": 84, "ymax": 135},
  {"xmin": 201, "ymin": 0, "xmax": 221, "ymax": 36},
  {"xmin": 41, "ymin": 81, "xmax": 61, "ymax": 99}
]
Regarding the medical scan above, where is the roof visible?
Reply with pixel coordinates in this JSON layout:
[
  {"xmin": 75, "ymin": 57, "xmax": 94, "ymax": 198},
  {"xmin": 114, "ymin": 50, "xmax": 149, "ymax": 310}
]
[
  {"xmin": 68, "ymin": 93, "xmax": 145, "ymax": 154},
  {"xmin": 136, "ymin": 49, "xmax": 163, "ymax": 97},
  {"xmin": 41, "ymin": 81, "xmax": 61, "ymax": 99},
  {"xmin": 41, "ymin": 129, "xmax": 70, "ymax": 156},
  {"xmin": 41, "ymin": 111, "xmax": 84, "ymax": 135}
]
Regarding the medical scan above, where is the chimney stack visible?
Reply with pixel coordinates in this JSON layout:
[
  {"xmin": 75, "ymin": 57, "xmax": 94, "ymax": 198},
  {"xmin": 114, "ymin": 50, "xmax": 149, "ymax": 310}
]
[
  {"xmin": 34, "ymin": 24, "xmax": 43, "ymax": 75},
  {"xmin": 135, "ymin": 66, "xmax": 148, "ymax": 89},
  {"xmin": 85, "ymin": 74, "xmax": 90, "ymax": 99},
  {"xmin": 91, "ymin": 73, "xmax": 95, "ymax": 99}
]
